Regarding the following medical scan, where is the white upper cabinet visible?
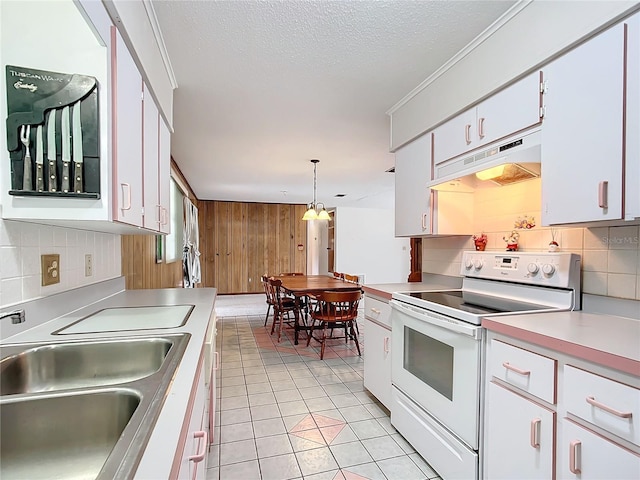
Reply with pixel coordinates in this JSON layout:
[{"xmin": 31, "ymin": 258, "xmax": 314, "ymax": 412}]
[
  {"xmin": 143, "ymin": 83, "xmax": 160, "ymax": 231},
  {"xmin": 142, "ymin": 84, "xmax": 171, "ymax": 233},
  {"xmin": 0, "ymin": 1, "xmax": 174, "ymax": 234},
  {"xmin": 112, "ymin": 27, "xmax": 144, "ymax": 228},
  {"xmin": 541, "ymin": 21, "xmax": 627, "ymax": 225},
  {"xmin": 433, "ymin": 71, "xmax": 542, "ymax": 165},
  {"xmin": 158, "ymin": 118, "xmax": 172, "ymax": 234},
  {"xmin": 394, "ymin": 133, "xmax": 431, "ymax": 236},
  {"xmin": 395, "ymin": 132, "xmax": 474, "ymax": 237}
]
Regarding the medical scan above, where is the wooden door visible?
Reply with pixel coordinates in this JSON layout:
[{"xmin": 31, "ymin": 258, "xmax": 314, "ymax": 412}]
[
  {"xmin": 327, "ymin": 210, "xmax": 335, "ymax": 273},
  {"xmin": 199, "ymin": 201, "xmax": 306, "ymax": 293},
  {"xmin": 214, "ymin": 202, "xmax": 232, "ymax": 293}
]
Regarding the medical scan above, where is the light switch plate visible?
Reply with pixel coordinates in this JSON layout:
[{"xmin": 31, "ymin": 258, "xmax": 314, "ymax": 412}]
[{"xmin": 41, "ymin": 254, "xmax": 60, "ymax": 286}]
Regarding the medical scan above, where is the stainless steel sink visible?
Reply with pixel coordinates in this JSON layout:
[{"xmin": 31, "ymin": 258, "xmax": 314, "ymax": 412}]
[
  {"xmin": 1, "ymin": 389, "xmax": 140, "ymax": 479},
  {"xmin": 0, "ymin": 333, "xmax": 190, "ymax": 479},
  {"xmin": 1, "ymin": 337, "xmax": 173, "ymax": 395}
]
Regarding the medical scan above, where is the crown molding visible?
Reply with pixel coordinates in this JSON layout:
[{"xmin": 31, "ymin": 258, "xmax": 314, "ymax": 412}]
[{"xmin": 142, "ymin": 0, "xmax": 178, "ymax": 89}]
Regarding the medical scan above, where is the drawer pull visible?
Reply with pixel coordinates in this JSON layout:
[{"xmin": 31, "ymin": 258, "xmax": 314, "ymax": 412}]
[
  {"xmin": 370, "ymin": 307, "xmax": 381, "ymax": 315},
  {"xmin": 188, "ymin": 430, "xmax": 208, "ymax": 463},
  {"xmin": 384, "ymin": 337, "xmax": 390, "ymax": 354},
  {"xmin": 502, "ymin": 362, "xmax": 531, "ymax": 376},
  {"xmin": 569, "ymin": 440, "xmax": 581, "ymax": 474},
  {"xmin": 586, "ymin": 395, "xmax": 632, "ymax": 418},
  {"xmin": 530, "ymin": 418, "xmax": 541, "ymax": 448}
]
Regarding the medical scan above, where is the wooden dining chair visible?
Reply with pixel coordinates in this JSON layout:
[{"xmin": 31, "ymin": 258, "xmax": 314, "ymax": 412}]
[
  {"xmin": 306, "ymin": 290, "xmax": 361, "ymax": 360},
  {"xmin": 343, "ymin": 273, "xmax": 359, "ymax": 284},
  {"xmin": 261, "ymin": 274, "xmax": 276, "ymax": 326},
  {"xmin": 268, "ymin": 277, "xmax": 301, "ymax": 343}
]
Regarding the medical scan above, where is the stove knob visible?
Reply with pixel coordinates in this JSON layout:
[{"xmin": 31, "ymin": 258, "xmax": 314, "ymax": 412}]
[
  {"xmin": 473, "ymin": 260, "xmax": 484, "ymax": 270},
  {"xmin": 464, "ymin": 259, "xmax": 474, "ymax": 270},
  {"xmin": 527, "ymin": 263, "xmax": 539, "ymax": 274},
  {"xmin": 542, "ymin": 264, "xmax": 556, "ymax": 276}
]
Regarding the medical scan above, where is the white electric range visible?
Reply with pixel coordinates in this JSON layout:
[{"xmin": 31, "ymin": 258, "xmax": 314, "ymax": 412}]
[{"xmin": 389, "ymin": 251, "xmax": 581, "ymax": 480}]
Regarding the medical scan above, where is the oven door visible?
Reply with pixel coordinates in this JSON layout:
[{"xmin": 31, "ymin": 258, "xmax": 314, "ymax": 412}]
[{"xmin": 390, "ymin": 299, "xmax": 483, "ymax": 449}]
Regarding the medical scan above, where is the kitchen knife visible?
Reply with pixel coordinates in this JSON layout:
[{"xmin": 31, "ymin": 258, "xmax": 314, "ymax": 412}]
[
  {"xmin": 35, "ymin": 125, "xmax": 44, "ymax": 192},
  {"xmin": 46, "ymin": 110, "xmax": 57, "ymax": 192},
  {"xmin": 61, "ymin": 105, "xmax": 70, "ymax": 193},
  {"xmin": 72, "ymin": 100, "xmax": 83, "ymax": 193}
]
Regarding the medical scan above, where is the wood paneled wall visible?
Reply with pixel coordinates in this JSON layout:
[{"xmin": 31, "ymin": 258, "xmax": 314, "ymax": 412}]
[
  {"xmin": 198, "ymin": 201, "xmax": 307, "ymax": 294},
  {"xmin": 121, "ymin": 234, "xmax": 183, "ymax": 289}
]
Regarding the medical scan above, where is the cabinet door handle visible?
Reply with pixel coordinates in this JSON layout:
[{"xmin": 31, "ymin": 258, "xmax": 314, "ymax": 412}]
[
  {"xmin": 214, "ymin": 351, "xmax": 220, "ymax": 371},
  {"xmin": 162, "ymin": 207, "xmax": 169, "ymax": 226},
  {"xmin": 370, "ymin": 307, "xmax": 381, "ymax": 315},
  {"xmin": 156, "ymin": 204, "xmax": 162, "ymax": 225},
  {"xmin": 383, "ymin": 337, "xmax": 390, "ymax": 354},
  {"xmin": 464, "ymin": 124, "xmax": 472, "ymax": 144},
  {"xmin": 188, "ymin": 430, "xmax": 208, "ymax": 463},
  {"xmin": 586, "ymin": 395, "xmax": 632, "ymax": 418},
  {"xmin": 502, "ymin": 362, "xmax": 531, "ymax": 376},
  {"xmin": 598, "ymin": 181, "xmax": 608, "ymax": 208},
  {"xmin": 530, "ymin": 418, "xmax": 541, "ymax": 448},
  {"xmin": 421, "ymin": 212, "xmax": 428, "ymax": 230},
  {"xmin": 429, "ymin": 190, "xmax": 435, "ymax": 233},
  {"xmin": 120, "ymin": 183, "xmax": 131, "ymax": 211},
  {"xmin": 478, "ymin": 117, "xmax": 485, "ymax": 139},
  {"xmin": 569, "ymin": 440, "xmax": 581, "ymax": 474}
]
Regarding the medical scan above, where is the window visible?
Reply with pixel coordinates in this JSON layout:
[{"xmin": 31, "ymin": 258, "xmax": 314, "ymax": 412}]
[{"xmin": 165, "ymin": 177, "xmax": 185, "ymax": 263}]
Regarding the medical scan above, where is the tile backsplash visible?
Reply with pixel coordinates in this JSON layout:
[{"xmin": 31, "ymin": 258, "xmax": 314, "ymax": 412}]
[
  {"xmin": 423, "ymin": 178, "xmax": 640, "ymax": 300},
  {"xmin": 422, "ymin": 225, "xmax": 640, "ymax": 301},
  {"xmin": 0, "ymin": 216, "xmax": 121, "ymax": 307}
]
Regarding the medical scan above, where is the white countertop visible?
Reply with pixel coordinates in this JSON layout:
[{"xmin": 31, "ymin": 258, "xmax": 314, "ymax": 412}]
[
  {"xmin": 483, "ymin": 311, "xmax": 640, "ymax": 376},
  {"xmin": 1, "ymin": 284, "xmax": 217, "ymax": 479}
]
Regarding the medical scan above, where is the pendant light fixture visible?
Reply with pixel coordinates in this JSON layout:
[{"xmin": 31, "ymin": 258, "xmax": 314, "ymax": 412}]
[{"xmin": 302, "ymin": 159, "xmax": 330, "ymax": 221}]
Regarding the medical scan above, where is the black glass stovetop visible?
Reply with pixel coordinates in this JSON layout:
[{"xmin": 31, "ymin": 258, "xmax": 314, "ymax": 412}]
[{"xmin": 407, "ymin": 290, "xmax": 550, "ymax": 315}]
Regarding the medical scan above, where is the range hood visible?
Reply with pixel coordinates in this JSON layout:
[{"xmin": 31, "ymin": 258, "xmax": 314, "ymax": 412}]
[{"xmin": 430, "ymin": 129, "xmax": 541, "ymax": 192}]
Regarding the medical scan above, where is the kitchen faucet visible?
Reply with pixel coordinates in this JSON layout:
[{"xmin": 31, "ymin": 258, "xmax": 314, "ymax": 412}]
[{"xmin": 0, "ymin": 309, "xmax": 25, "ymax": 324}]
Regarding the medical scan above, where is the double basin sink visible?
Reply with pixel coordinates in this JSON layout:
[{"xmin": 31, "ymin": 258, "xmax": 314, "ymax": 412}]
[{"xmin": 0, "ymin": 333, "xmax": 190, "ymax": 479}]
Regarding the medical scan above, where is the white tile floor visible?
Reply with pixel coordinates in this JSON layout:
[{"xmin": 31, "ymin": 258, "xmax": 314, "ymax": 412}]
[{"xmin": 207, "ymin": 294, "xmax": 441, "ymax": 480}]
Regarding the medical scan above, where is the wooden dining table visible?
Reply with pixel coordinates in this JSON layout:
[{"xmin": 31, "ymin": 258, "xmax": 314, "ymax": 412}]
[{"xmin": 275, "ymin": 275, "xmax": 362, "ymax": 344}]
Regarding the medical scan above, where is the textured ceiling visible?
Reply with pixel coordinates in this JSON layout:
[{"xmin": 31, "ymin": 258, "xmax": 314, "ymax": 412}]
[{"xmin": 152, "ymin": 0, "xmax": 516, "ymax": 207}]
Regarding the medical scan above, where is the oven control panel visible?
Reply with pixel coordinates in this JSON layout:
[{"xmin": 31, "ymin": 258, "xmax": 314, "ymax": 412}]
[{"xmin": 461, "ymin": 251, "xmax": 581, "ymax": 289}]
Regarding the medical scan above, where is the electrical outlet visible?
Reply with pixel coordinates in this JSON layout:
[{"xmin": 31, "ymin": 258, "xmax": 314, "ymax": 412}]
[
  {"xmin": 41, "ymin": 254, "xmax": 60, "ymax": 286},
  {"xmin": 85, "ymin": 254, "xmax": 93, "ymax": 277}
]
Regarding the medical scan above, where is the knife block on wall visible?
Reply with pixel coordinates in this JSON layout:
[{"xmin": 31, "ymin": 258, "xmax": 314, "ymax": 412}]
[{"xmin": 5, "ymin": 65, "xmax": 100, "ymax": 198}]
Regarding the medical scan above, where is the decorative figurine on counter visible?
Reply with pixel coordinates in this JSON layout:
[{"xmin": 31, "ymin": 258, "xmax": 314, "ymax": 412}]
[
  {"xmin": 548, "ymin": 228, "xmax": 560, "ymax": 252},
  {"xmin": 473, "ymin": 233, "xmax": 488, "ymax": 251},
  {"xmin": 503, "ymin": 230, "xmax": 520, "ymax": 251}
]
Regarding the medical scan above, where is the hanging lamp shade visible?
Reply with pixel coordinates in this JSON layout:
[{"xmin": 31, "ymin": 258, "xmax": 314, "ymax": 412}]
[
  {"xmin": 317, "ymin": 204, "xmax": 330, "ymax": 220},
  {"xmin": 302, "ymin": 205, "xmax": 319, "ymax": 220}
]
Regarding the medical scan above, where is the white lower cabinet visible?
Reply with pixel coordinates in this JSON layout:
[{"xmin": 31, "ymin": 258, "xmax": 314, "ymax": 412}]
[
  {"xmin": 483, "ymin": 333, "xmax": 639, "ymax": 480},
  {"xmin": 176, "ymin": 360, "xmax": 208, "ymax": 480},
  {"xmin": 559, "ymin": 418, "xmax": 640, "ymax": 480},
  {"xmin": 363, "ymin": 295, "xmax": 392, "ymax": 409},
  {"xmin": 484, "ymin": 381, "xmax": 555, "ymax": 479},
  {"xmin": 363, "ymin": 317, "xmax": 391, "ymax": 409}
]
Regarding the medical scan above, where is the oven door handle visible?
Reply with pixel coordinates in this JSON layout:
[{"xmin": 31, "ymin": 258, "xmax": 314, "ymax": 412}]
[{"xmin": 390, "ymin": 300, "xmax": 482, "ymax": 339}]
